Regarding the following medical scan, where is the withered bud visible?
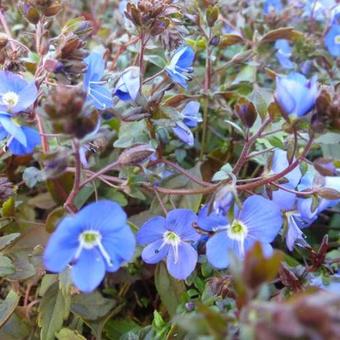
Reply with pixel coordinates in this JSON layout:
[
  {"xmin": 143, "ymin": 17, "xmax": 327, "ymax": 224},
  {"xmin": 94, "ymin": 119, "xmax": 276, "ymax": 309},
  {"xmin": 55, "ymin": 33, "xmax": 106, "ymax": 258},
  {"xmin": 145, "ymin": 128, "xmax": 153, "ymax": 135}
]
[
  {"xmin": 235, "ymin": 98, "xmax": 257, "ymax": 128},
  {"xmin": 117, "ymin": 144, "xmax": 155, "ymax": 166},
  {"xmin": 43, "ymin": 1, "xmax": 62, "ymax": 17},
  {"xmin": 0, "ymin": 177, "xmax": 13, "ymax": 201},
  {"xmin": 20, "ymin": 2, "xmax": 40, "ymax": 24},
  {"xmin": 125, "ymin": 0, "xmax": 178, "ymax": 36},
  {"xmin": 206, "ymin": 5, "xmax": 219, "ymax": 27},
  {"xmin": 207, "ymin": 276, "xmax": 233, "ymax": 298},
  {"xmin": 317, "ymin": 187, "xmax": 340, "ymax": 200},
  {"xmin": 313, "ymin": 158, "xmax": 337, "ymax": 176},
  {"xmin": 315, "ymin": 87, "xmax": 340, "ymax": 132},
  {"xmin": 0, "ymin": 33, "xmax": 8, "ymax": 49},
  {"xmin": 209, "ymin": 35, "xmax": 220, "ymax": 46}
]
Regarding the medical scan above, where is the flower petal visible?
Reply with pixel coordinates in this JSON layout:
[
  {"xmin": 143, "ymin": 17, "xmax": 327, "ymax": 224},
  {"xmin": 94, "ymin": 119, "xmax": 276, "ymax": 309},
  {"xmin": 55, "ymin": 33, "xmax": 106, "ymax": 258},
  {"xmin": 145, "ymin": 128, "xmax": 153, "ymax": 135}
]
[
  {"xmin": 141, "ymin": 239, "xmax": 169, "ymax": 264},
  {"xmin": 8, "ymin": 126, "xmax": 40, "ymax": 155},
  {"xmin": 165, "ymin": 209, "xmax": 199, "ymax": 241},
  {"xmin": 137, "ymin": 216, "xmax": 167, "ymax": 245},
  {"xmin": 166, "ymin": 242, "xmax": 197, "ymax": 280},
  {"xmin": 0, "ymin": 115, "xmax": 27, "ymax": 146},
  {"xmin": 71, "ymin": 248, "xmax": 106, "ymax": 293},
  {"xmin": 239, "ymin": 195, "xmax": 282, "ymax": 243},
  {"xmin": 72, "ymin": 200, "xmax": 127, "ymax": 233},
  {"xmin": 84, "ymin": 52, "xmax": 105, "ymax": 88},
  {"xmin": 206, "ymin": 231, "xmax": 234, "ymax": 268},
  {"xmin": 43, "ymin": 216, "xmax": 81, "ymax": 273},
  {"xmin": 172, "ymin": 122, "xmax": 194, "ymax": 146},
  {"xmin": 102, "ymin": 225, "xmax": 136, "ymax": 272},
  {"xmin": 88, "ymin": 84, "xmax": 113, "ymax": 110},
  {"xmin": 13, "ymin": 82, "xmax": 38, "ymax": 113}
]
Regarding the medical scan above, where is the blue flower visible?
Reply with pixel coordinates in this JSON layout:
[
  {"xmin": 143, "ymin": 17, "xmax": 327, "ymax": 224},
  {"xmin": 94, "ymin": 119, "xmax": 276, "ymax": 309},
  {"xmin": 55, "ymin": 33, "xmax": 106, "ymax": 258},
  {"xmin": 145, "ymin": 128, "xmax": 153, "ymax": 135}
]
[
  {"xmin": 84, "ymin": 52, "xmax": 113, "ymax": 110},
  {"xmin": 270, "ymin": 149, "xmax": 302, "ymax": 211},
  {"xmin": 137, "ymin": 209, "xmax": 200, "ymax": 280},
  {"xmin": 275, "ymin": 72, "xmax": 318, "ymax": 118},
  {"xmin": 275, "ymin": 39, "xmax": 294, "ymax": 69},
  {"xmin": 263, "ymin": 0, "xmax": 283, "ymax": 14},
  {"xmin": 0, "ymin": 71, "xmax": 38, "ymax": 114},
  {"xmin": 0, "ymin": 112, "xmax": 40, "ymax": 155},
  {"xmin": 165, "ymin": 45, "xmax": 195, "ymax": 89},
  {"xmin": 172, "ymin": 101, "xmax": 201, "ymax": 146},
  {"xmin": 43, "ymin": 200, "xmax": 136, "ymax": 293},
  {"xmin": 324, "ymin": 24, "xmax": 340, "ymax": 57},
  {"xmin": 199, "ymin": 195, "xmax": 282, "ymax": 269},
  {"xmin": 114, "ymin": 67, "xmax": 140, "ymax": 101}
]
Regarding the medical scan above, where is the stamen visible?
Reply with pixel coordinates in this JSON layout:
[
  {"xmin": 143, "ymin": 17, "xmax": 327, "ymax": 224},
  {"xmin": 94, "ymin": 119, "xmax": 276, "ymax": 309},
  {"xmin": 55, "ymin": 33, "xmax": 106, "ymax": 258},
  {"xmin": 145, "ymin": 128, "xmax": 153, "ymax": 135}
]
[{"xmin": 2, "ymin": 91, "xmax": 19, "ymax": 108}]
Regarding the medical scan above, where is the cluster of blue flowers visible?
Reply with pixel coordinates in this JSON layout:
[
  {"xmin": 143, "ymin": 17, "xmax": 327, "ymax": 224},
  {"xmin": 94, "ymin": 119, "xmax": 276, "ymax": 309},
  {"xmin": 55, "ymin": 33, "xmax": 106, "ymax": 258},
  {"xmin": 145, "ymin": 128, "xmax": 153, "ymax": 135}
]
[{"xmin": 0, "ymin": 71, "xmax": 40, "ymax": 155}]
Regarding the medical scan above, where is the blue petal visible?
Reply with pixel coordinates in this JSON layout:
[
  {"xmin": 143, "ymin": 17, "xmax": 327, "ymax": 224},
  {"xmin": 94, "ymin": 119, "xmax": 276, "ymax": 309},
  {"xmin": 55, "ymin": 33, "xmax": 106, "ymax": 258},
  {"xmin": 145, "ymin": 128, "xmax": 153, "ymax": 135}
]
[
  {"xmin": 263, "ymin": 0, "xmax": 283, "ymax": 14},
  {"xmin": 286, "ymin": 214, "xmax": 309, "ymax": 251},
  {"xmin": 0, "ymin": 126, "xmax": 8, "ymax": 140},
  {"xmin": 165, "ymin": 209, "xmax": 199, "ymax": 241},
  {"xmin": 43, "ymin": 216, "xmax": 81, "ymax": 273},
  {"xmin": 137, "ymin": 216, "xmax": 166, "ymax": 244},
  {"xmin": 8, "ymin": 126, "xmax": 40, "ymax": 155},
  {"xmin": 182, "ymin": 101, "xmax": 202, "ymax": 128},
  {"xmin": 276, "ymin": 52, "xmax": 294, "ymax": 69},
  {"xmin": 114, "ymin": 89, "xmax": 132, "ymax": 101},
  {"xmin": 0, "ymin": 71, "xmax": 27, "ymax": 95},
  {"xmin": 172, "ymin": 46, "xmax": 195, "ymax": 70},
  {"xmin": 84, "ymin": 52, "xmax": 105, "ymax": 88},
  {"xmin": 166, "ymin": 242, "xmax": 197, "ymax": 280},
  {"xmin": 271, "ymin": 149, "xmax": 301, "ymax": 187},
  {"xmin": 324, "ymin": 176, "xmax": 340, "ymax": 192},
  {"xmin": 88, "ymin": 84, "xmax": 113, "ymax": 110},
  {"xmin": 239, "ymin": 195, "xmax": 282, "ymax": 243},
  {"xmin": 275, "ymin": 76, "xmax": 296, "ymax": 115},
  {"xmin": 297, "ymin": 197, "xmax": 319, "ymax": 222},
  {"xmin": 12, "ymin": 81, "xmax": 38, "ymax": 113},
  {"xmin": 72, "ymin": 200, "xmax": 127, "ymax": 234},
  {"xmin": 172, "ymin": 122, "xmax": 194, "ymax": 146},
  {"xmin": 102, "ymin": 225, "xmax": 136, "ymax": 272},
  {"xmin": 141, "ymin": 239, "xmax": 169, "ymax": 264},
  {"xmin": 197, "ymin": 205, "xmax": 228, "ymax": 231},
  {"xmin": 0, "ymin": 116, "xmax": 27, "ymax": 146},
  {"xmin": 205, "ymin": 231, "xmax": 234, "ymax": 268},
  {"xmin": 271, "ymin": 189, "xmax": 296, "ymax": 211},
  {"xmin": 72, "ymin": 248, "xmax": 106, "ymax": 293},
  {"xmin": 165, "ymin": 68, "xmax": 188, "ymax": 88}
]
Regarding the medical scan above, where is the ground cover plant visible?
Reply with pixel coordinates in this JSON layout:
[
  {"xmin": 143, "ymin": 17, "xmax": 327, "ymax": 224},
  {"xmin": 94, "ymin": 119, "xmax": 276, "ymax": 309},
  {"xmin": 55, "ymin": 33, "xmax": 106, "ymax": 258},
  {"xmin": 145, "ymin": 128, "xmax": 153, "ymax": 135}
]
[{"xmin": 0, "ymin": 0, "xmax": 339, "ymax": 339}]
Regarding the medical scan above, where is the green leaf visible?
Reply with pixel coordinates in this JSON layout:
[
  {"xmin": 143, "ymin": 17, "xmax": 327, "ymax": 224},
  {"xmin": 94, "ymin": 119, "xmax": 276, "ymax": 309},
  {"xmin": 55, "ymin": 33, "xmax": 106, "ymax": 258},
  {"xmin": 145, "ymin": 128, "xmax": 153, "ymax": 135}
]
[
  {"xmin": 71, "ymin": 291, "xmax": 116, "ymax": 321},
  {"xmin": 154, "ymin": 262, "xmax": 186, "ymax": 317},
  {"xmin": 232, "ymin": 64, "xmax": 257, "ymax": 85},
  {"xmin": 38, "ymin": 282, "xmax": 71, "ymax": 340},
  {"xmin": 0, "ymin": 255, "xmax": 15, "ymax": 277},
  {"xmin": 0, "ymin": 233, "xmax": 20, "ymax": 251},
  {"xmin": 56, "ymin": 328, "xmax": 86, "ymax": 340},
  {"xmin": 0, "ymin": 290, "xmax": 20, "ymax": 328},
  {"xmin": 114, "ymin": 120, "xmax": 150, "ymax": 148},
  {"xmin": 267, "ymin": 135, "xmax": 285, "ymax": 149},
  {"xmin": 23, "ymin": 167, "xmax": 46, "ymax": 188},
  {"xmin": 212, "ymin": 163, "xmax": 233, "ymax": 181}
]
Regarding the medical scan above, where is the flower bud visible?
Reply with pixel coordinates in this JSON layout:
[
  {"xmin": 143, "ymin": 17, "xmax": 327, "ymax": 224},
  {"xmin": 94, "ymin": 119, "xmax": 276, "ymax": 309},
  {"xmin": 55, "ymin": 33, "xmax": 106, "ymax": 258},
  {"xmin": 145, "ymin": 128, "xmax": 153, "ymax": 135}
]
[
  {"xmin": 235, "ymin": 98, "xmax": 257, "ymax": 128},
  {"xmin": 206, "ymin": 5, "xmax": 219, "ymax": 27},
  {"xmin": 117, "ymin": 144, "xmax": 155, "ymax": 166}
]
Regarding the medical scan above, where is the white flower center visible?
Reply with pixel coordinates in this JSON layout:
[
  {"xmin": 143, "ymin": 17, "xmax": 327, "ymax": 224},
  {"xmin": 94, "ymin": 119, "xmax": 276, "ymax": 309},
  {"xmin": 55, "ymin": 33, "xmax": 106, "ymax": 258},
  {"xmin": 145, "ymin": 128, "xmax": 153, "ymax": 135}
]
[
  {"xmin": 334, "ymin": 35, "xmax": 340, "ymax": 45},
  {"xmin": 163, "ymin": 230, "xmax": 181, "ymax": 264},
  {"xmin": 75, "ymin": 230, "xmax": 113, "ymax": 267},
  {"xmin": 227, "ymin": 219, "xmax": 248, "ymax": 256},
  {"xmin": 2, "ymin": 91, "xmax": 19, "ymax": 108}
]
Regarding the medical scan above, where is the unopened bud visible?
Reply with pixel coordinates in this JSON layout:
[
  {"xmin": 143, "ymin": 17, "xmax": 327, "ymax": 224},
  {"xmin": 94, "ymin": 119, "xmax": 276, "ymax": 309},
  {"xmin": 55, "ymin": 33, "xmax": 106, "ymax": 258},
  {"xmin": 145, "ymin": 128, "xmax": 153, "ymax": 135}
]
[
  {"xmin": 117, "ymin": 144, "xmax": 155, "ymax": 166},
  {"xmin": 235, "ymin": 98, "xmax": 257, "ymax": 128}
]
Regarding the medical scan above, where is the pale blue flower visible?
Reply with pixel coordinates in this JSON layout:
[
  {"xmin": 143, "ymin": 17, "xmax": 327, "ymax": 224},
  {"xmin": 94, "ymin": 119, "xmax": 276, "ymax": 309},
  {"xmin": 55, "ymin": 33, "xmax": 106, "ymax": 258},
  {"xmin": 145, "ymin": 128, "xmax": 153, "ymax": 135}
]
[
  {"xmin": 165, "ymin": 46, "xmax": 195, "ymax": 89},
  {"xmin": 324, "ymin": 24, "xmax": 340, "ymax": 57},
  {"xmin": 275, "ymin": 39, "xmax": 294, "ymax": 69},
  {"xmin": 0, "ymin": 71, "xmax": 37, "ymax": 114},
  {"xmin": 275, "ymin": 72, "xmax": 318, "ymax": 117},
  {"xmin": 199, "ymin": 195, "xmax": 282, "ymax": 269},
  {"xmin": 44, "ymin": 200, "xmax": 136, "ymax": 293},
  {"xmin": 137, "ymin": 209, "xmax": 200, "ymax": 280},
  {"xmin": 263, "ymin": 0, "xmax": 283, "ymax": 14}
]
